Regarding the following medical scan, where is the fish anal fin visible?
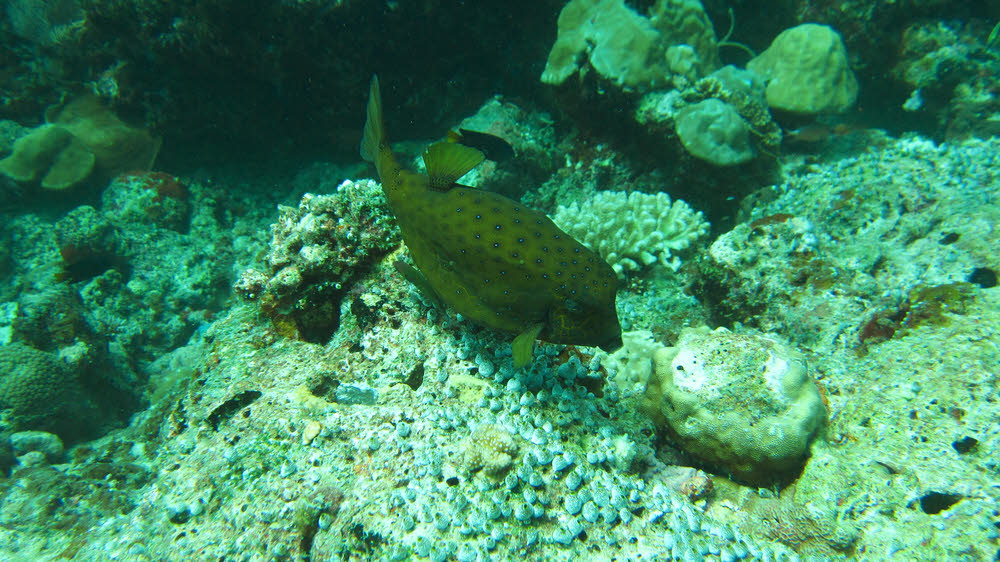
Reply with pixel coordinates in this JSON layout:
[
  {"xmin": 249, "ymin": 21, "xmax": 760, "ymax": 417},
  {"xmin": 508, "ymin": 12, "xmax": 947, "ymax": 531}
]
[
  {"xmin": 512, "ymin": 323, "xmax": 545, "ymax": 370},
  {"xmin": 422, "ymin": 141, "xmax": 484, "ymax": 191}
]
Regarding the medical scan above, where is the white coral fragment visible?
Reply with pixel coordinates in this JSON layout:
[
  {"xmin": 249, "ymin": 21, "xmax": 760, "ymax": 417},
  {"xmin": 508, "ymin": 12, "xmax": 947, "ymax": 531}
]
[{"xmin": 551, "ymin": 191, "xmax": 709, "ymax": 278}]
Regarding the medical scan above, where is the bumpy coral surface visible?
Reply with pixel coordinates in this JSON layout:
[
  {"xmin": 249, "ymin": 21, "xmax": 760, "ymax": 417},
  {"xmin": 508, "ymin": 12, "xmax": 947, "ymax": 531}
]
[
  {"xmin": 648, "ymin": 327, "xmax": 827, "ymax": 485},
  {"xmin": 552, "ymin": 191, "xmax": 709, "ymax": 277}
]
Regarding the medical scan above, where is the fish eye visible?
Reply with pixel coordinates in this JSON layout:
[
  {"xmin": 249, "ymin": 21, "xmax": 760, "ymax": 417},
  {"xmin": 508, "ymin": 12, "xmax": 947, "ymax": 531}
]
[
  {"xmin": 573, "ymin": 247, "xmax": 580, "ymax": 253},
  {"xmin": 475, "ymin": 214, "xmax": 482, "ymax": 220},
  {"xmin": 493, "ymin": 242, "xmax": 500, "ymax": 248},
  {"xmin": 475, "ymin": 233, "xmax": 481, "ymax": 239},
  {"xmin": 518, "ymin": 237, "xmax": 525, "ymax": 243},
  {"xmin": 495, "ymin": 225, "xmax": 502, "ymax": 230},
  {"xmin": 456, "ymin": 207, "xmax": 462, "ymax": 212}
]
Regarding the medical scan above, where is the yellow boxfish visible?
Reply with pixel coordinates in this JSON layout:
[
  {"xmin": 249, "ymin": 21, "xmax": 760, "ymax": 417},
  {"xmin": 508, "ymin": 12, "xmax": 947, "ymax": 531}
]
[{"xmin": 360, "ymin": 76, "xmax": 622, "ymax": 367}]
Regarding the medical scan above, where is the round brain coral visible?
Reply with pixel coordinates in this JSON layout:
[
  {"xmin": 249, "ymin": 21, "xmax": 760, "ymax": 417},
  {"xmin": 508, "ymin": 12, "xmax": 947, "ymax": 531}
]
[{"xmin": 646, "ymin": 327, "xmax": 826, "ymax": 485}]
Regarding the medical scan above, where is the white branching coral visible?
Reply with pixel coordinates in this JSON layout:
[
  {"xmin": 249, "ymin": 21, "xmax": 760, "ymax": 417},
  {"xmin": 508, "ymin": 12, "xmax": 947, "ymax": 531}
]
[{"xmin": 551, "ymin": 191, "xmax": 709, "ymax": 277}]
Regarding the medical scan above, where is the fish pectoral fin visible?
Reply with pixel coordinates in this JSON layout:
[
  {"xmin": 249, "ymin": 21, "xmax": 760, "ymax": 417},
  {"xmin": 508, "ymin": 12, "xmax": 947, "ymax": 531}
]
[
  {"xmin": 511, "ymin": 323, "xmax": 545, "ymax": 370},
  {"xmin": 422, "ymin": 141, "xmax": 484, "ymax": 191},
  {"xmin": 394, "ymin": 260, "xmax": 444, "ymax": 309}
]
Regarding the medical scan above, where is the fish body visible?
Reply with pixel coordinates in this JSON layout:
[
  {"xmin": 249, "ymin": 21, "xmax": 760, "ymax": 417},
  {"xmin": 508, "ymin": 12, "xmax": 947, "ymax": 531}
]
[{"xmin": 361, "ymin": 76, "xmax": 622, "ymax": 363}]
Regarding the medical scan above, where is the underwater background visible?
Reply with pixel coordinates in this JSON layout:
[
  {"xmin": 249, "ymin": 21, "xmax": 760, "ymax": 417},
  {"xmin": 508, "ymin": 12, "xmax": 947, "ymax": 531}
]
[{"xmin": 1, "ymin": 0, "xmax": 999, "ymax": 560}]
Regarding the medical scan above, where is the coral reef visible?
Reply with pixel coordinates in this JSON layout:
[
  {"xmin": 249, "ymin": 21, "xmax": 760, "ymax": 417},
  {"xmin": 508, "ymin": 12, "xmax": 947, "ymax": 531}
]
[
  {"xmin": 2, "ymin": 2, "xmax": 1000, "ymax": 561},
  {"xmin": 235, "ymin": 179, "xmax": 400, "ymax": 342}
]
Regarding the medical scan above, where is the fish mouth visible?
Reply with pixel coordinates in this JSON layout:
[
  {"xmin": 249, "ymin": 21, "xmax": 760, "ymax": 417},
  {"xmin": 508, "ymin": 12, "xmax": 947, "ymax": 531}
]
[{"xmin": 598, "ymin": 334, "xmax": 624, "ymax": 353}]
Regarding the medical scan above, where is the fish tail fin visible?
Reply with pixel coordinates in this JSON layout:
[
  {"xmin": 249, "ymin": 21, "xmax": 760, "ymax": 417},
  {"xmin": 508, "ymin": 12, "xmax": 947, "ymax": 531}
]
[{"xmin": 360, "ymin": 75, "xmax": 385, "ymax": 163}]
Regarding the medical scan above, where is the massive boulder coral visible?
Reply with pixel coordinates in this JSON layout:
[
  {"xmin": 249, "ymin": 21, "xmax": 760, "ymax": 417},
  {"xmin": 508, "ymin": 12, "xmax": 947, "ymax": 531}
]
[
  {"xmin": 0, "ymin": 343, "xmax": 87, "ymax": 438},
  {"xmin": 646, "ymin": 327, "xmax": 826, "ymax": 485},
  {"xmin": 747, "ymin": 24, "xmax": 858, "ymax": 115}
]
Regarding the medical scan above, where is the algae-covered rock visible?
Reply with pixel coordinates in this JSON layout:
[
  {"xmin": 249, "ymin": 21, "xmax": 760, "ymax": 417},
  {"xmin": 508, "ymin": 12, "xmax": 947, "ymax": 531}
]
[{"xmin": 747, "ymin": 24, "xmax": 858, "ymax": 115}]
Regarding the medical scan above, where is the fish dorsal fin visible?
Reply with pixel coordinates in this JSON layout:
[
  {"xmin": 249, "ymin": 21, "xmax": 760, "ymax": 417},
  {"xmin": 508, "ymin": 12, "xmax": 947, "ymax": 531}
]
[{"xmin": 422, "ymin": 141, "xmax": 484, "ymax": 191}]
